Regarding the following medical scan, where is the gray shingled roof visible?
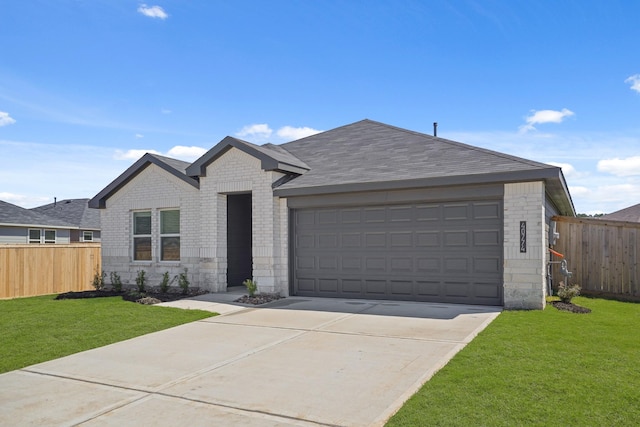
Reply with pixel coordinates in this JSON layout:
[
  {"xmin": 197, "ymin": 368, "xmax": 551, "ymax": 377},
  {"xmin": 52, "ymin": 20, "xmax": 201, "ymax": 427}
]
[
  {"xmin": 89, "ymin": 119, "xmax": 575, "ymax": 215},
  {"xmin": 274, "ymin": 120, "xmax": 574, "ymax": 215},
  {"xmin": 0, "ymin": 200, "xmax": 75, "ymax": 228},
  {"xmin": 277, "ymin": 119, "xmax": 555, "ymax": 190},
  {"xmin": 32, "ymin": 198, "xmax": 100, "ymax": 230},
  {"xmin": 600, "ymin": 203, "xmax": 640, "ymax": 222}
]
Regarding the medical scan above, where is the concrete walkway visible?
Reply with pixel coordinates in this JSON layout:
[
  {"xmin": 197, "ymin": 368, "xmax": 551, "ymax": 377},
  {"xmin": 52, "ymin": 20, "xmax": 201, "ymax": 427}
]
[{"xmin": 0, "ymin": 293, "xmax": 500, "ymax": 426}]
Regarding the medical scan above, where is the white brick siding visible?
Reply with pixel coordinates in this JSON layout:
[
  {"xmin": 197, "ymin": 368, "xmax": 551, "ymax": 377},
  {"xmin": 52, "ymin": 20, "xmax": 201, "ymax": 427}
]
[
  {"xmin": 101, "ymin": 164, "xmax": 200, "ymax": 289},
  {"xmin": 503, "ymin": 181, "xmax": 547, "ymax": 309}
]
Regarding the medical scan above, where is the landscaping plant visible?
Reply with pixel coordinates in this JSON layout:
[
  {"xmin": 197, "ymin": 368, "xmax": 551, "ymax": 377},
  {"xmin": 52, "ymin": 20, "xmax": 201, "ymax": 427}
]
[
  {"xmin": 177, "ymin": 268, "xmax": 190, "ymax": 295},
  {"xmin": 243, "ymin": 278, "xmax": 258, "ymax": 297},
  {"xmin": 110, "ymin": 271, "xmax": 122, "ymax": 292},
  {"xmin": 557, "ymin": 281, "xmax": 581, "ymax": 303},
  {"xmin": 91, "ymin": 269, "xmax": 106, "ymax": 291},
  {"xmin": 135, "ymin": 269, "xmax": 147, "ymax": 293},
  {"xmin": 160, "ymin": 271, "xmax": 174, "ymax": 293}
]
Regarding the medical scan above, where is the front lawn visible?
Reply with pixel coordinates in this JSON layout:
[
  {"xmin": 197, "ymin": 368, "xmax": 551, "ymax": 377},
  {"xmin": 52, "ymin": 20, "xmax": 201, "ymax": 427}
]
[
  {"xmin": 387, "ymin": 297, "xmax": 640, "ymax": 426},
  {"xmin": 0, "ymin": 295, "xmax": 214, "ymax": 374}
]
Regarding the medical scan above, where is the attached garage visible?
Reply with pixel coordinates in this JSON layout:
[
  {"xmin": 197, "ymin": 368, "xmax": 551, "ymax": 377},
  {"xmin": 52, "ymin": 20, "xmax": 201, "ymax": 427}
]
[{"xmin": 292, "ymin": 198, "xmax": 503, "ymax": 305}]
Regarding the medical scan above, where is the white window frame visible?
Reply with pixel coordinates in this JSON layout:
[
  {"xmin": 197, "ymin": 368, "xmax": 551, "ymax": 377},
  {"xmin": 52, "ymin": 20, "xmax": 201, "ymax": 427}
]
[
  {"xmin": 28, "ymin": 229, "xmax": 41, "ymax": 244},
  {"xmin": 82, "ymin": 231, "xmax": 94, "ymax": 242},
  {"xmin": 159, "ymin": 209, "xmax": 180, "ymax": 262},
  {"xmin": 132, "ymin": 211, "xmax": 152, "ymax": 261},
  {"xmin": 44, "ymin": 229, "xmax": 56, "ymax": 244}
]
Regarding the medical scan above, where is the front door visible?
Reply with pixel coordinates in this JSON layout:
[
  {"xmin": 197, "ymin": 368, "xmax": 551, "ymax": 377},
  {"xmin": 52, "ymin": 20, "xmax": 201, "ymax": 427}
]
[{"xmin": 227, "ymin": 193, "xmax": 252, "ymax": 287}]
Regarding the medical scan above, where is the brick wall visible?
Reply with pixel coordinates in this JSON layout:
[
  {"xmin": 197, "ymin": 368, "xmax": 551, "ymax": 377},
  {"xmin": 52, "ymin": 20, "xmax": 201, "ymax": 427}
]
[
  {"xmin": 101, "ymin": 164, "xmax": 200, "ymax": 289},
  {"xmin": 503, "ymin": 181, "xmax": 547, "ymax": 309}
]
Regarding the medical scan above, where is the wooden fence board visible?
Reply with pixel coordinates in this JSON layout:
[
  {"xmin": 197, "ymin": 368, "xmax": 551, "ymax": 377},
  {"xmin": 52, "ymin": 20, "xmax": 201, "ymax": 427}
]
[
  {"xmin": 0, "ymin": 244, "xmax": 100, "ymax": 299},
  {"xmin": 553, "ymin": 216, "xmax": 640, "ymax": 297}
]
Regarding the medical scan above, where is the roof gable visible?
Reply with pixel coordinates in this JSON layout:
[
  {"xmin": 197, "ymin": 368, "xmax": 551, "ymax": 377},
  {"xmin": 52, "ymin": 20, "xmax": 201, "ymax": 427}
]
[
  {"xmin": 186, "ymin": 136, "xmax": 309, "ymax": 177},
  {"xmin": 89, "ymin": 153, "xmax": 199, "ymax": 209}
]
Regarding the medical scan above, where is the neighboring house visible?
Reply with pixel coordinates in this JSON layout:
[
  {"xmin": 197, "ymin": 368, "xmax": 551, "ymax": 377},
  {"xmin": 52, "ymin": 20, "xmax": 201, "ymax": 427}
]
[
  {"xmin": 89, "ymin": 119, "xmax": 575, "ymax": 309},
  {"xmin": 600, "ymin": 202, "xmax": 640, "ymax": 222},
  {"xmin": 32, "ymin": 198, "xmax": 101, "ymax": 242},
  {"xmin": 0, "ymin": 199, "xmax": 101, "ymax": 244}
]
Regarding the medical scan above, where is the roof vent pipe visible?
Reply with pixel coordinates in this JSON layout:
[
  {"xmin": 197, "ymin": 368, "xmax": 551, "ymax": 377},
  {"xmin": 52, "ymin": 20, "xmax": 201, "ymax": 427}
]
[
  {"xmin": 433, "ymin": 122, "xmax": 438, "ymax": 137},
  {"xmin": 54, "ymin": 197, "xmax": 57, "ymax": 206}
]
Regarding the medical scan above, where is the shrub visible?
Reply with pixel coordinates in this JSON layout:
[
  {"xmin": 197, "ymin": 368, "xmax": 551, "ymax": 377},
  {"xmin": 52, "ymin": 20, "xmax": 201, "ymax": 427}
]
[
  {"xmin": 110, "ymin": 271, "xmax": 122, "ymax": 292},
  {"xmin": 557, "ymin": 281, "xmax": 581, "ymax": 304},
  {"xmin": 92, "ymin": 269, "xmax": 106, "ymax": 291},
  {"xmin": 160, "ymin": 271, "xmax": 173, "ymax": 293},
  {"xmin": 243, "ymin": 278, "xmax": 258, "ymax": 297},
  {"xmin": 177, "ymin": 268, "xmax": 190, "ymax": 295},
  {"xmin": 135, "ymin": 270, "xmax": 147, "ymax": 293}
]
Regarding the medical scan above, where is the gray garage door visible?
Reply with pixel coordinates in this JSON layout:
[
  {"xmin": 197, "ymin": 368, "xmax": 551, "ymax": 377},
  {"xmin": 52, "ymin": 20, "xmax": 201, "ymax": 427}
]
[{"xmin": 292, "ymin": 200, "xmax": 503, "ymax": 305}]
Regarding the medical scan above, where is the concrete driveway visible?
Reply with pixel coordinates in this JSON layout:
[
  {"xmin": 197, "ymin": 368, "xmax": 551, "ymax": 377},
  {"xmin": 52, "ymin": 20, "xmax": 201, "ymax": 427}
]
[{"xmin": 0, "ymin": 296, "xmax": 500, "ymax": 426}]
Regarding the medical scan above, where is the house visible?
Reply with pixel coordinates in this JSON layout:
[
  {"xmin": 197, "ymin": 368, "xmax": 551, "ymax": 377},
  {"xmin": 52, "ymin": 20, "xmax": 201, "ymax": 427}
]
[
  {"xmin": 0, "ymin": 198, "xmax": 100, "ymax": 244},
  {"xmin": 32, "ymin": 198, "xmax": 101, "ymax": 242},
  {"xmin": 89, "ymin": 119, "xmax": 575, "ymax": 309},
  {"xmin": 600, "ymin": 202, "xmax": 640, "ymax": 222}
]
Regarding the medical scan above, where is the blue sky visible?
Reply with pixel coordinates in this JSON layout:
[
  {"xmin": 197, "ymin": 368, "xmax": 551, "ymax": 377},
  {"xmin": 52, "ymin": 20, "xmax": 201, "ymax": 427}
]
[{"xmin": 1, "ymin": 1, "xmax": 639, "ymax": 214}]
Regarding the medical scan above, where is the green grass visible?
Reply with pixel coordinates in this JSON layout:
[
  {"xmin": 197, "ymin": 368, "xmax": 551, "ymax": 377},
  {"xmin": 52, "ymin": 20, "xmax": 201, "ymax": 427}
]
[
  {"xmin": 387, "ymin": 297, "xmax": 640, "ymax": 426},
  {"xmin": 0, "ymin": 295, "xmax": 215, "ymax": 374}
]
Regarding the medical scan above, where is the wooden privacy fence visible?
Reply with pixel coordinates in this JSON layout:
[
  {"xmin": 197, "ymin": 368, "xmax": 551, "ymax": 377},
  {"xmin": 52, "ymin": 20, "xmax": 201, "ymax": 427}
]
[
  {"xmin": 0, "ymin": 243, "xmax": 100, "ymax": 299},
  {"xmin": 552, "ymin": 216, "xmax": 639, "ymax": 297}
]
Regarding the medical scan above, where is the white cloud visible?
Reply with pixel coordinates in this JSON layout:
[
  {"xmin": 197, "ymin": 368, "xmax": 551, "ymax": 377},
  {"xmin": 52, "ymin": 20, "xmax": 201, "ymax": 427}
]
[
  {"xmin": 114, "ymin": 148, "xmax": 161, "ymax": 161},
  {"xmin": 166, "ymin": 145, "xmax": 207, "ymax": 161},
  {"xmin": 161, "ymin": 108, "xmax": 172, "ymax": 114},
  {"xmin": 236, "ymin": 123, "xmax": 273, "ymax": 140},
  {"xmin": 567, "ymin": 186, "xmax": 590, "ymax": 197},
  {"xmin": 597, "ymin": 156, "xmax": 640, "ymax": 177},
  {"xmin": 625, "ymin": 74, "xmax": 640, "ymax": 93},
  {"xmin": 0, "ymin": 111, "xmax": 16, "ymax": 127},
  {"xmin": 519, "ymin": 108, "xmax": 574, "ymax": 133},
  {"xmin": 137, "ymin": 4, "xmax": 168, "ymax": 19},
  {"xmin": 547, "ymin": 162, "xmax": 577, "ymax": 178},
  {"xmin": 276, "ymin": 126, "xmax": 322, "ymax": 141},
  {"xmin": 135, "ymin": 133, "xmax": 144, "ymax": 139}
]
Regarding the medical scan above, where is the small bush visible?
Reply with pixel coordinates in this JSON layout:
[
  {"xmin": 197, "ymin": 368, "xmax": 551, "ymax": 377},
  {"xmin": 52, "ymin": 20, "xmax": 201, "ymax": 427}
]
[
  {"xmin": 92, "ymin": 269, "xmax": 106, "ymax": 291},
  {"xmin": 243, "ymin": 278, "xmax": 258, "ymax": 297},
  {"xmin": 160, "ymin": 271, "xmax": 173, "ymax": 293},
  {"xmin": 135, "ymin": 270, "xmax": 147, "ymax": 293},
  {"xmin": 177, "ymin": 268, "xmax": 190, "ymax": 295},
  {"xmin": 110, "ymin": 272, "xmax": 122, "ymax": 292},
  {"xmin": 557, "ymin": 281, "xmax": 581, "ymax": 303}
]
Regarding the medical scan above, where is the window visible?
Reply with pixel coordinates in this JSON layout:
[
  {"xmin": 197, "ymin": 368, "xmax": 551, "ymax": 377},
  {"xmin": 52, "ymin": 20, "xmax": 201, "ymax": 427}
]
[
  {"xmin": 133, "ymin": 211, "xmax": 152, "ymax": 261},
  {"xmin": 44, "ymin": 230, "xmax": 56, "ymax": 244},
  {"xmin": 160, "ymin": 210, "xmax": 180, "ymax": 261},
  {"xmin": 82, "ymin": 231, "xmax": 93, "ymax": 242},
  {"xmin": 28, "ymin": 229, "xmax": 41, "ymax": 244}
]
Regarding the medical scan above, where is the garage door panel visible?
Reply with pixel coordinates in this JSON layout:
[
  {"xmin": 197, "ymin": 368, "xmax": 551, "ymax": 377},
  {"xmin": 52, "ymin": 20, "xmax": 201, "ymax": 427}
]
[
  {"xmin": 293, "ymin": 200, "xmax": 503, "ymax": 305},
  {"xmin": 474, "ymin": 202, "xmax": 501, "ymax": 219},
  {"xmin": 365, "ymin": 232, "xmax": 386, "ymax": 247},
  {"xmin": 342, "ymin": 279, "xmax": 362, "ymax": 294}
]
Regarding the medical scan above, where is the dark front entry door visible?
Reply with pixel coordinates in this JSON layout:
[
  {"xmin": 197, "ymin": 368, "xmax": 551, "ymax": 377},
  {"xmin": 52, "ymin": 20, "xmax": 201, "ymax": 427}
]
[{"xmin": 227, "ymin": 193, "xmax": 252, "ymax": 287}]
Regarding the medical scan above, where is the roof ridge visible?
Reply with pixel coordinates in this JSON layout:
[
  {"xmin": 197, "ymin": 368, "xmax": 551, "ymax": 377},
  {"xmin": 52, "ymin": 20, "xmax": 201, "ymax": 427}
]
[{"xmin": 365, "ymin": 119, "xmax": 556, "ymax": 170}]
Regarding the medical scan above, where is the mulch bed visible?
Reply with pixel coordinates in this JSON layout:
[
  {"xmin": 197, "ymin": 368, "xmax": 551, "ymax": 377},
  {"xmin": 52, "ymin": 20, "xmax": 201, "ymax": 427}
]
[
  {"xmin": 55, "ymin": 288, "xmax": 207, "ymax": 304},
  {"xmin": 234, "ymin": 293, "xmax": 284, "ymax": 305},
  {"xmin": 551, "ymin": 301, "xmax": 592, "ymax": 314}
]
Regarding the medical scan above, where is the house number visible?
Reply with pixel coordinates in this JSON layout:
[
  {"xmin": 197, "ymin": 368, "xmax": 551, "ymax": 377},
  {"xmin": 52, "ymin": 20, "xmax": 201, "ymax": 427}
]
[{"xmin": 520, "ymin": 221, "xmax": 527, "ymax": 253}]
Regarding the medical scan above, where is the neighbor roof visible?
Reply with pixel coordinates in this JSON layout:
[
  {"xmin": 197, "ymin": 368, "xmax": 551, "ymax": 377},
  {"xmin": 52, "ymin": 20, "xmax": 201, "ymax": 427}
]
[
  {"xmin": 600, "ymin": 202, "xmax": 640, "ymax": 222},
  {"xmin": 274, "ymin": 120, "xmax": 575, "ymax": 215},
  {"xmin": 0, "ymin": 200, "xmax": 75, "ymax": 229},
  {"xmin": 32, "ymin": 198, "xmax": 100, "ymax": 230}
]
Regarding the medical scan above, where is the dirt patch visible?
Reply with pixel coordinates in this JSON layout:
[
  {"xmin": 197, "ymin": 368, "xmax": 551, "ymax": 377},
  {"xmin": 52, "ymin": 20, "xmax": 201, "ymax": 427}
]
[
  {"xmin": 234, "ymin": 293, "xmax": 284, "ymax": 305},
  {"xmin": 551, "ymin": 301, "xmax": 592, "ymax": 314}
]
